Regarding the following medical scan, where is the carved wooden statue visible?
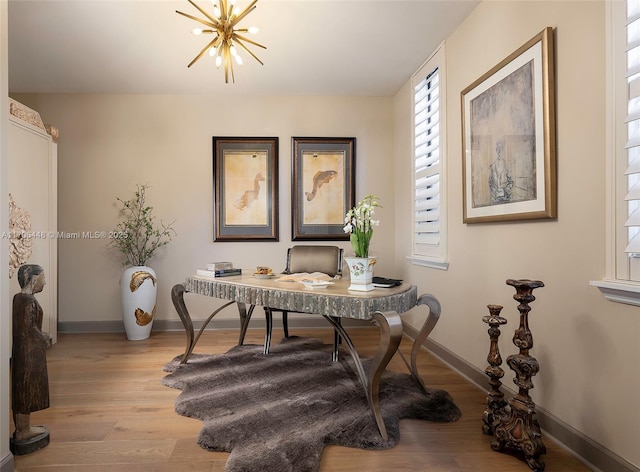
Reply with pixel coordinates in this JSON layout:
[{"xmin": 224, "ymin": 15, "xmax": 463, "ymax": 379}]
[{"xmin": 10, "ymin": 264, "xmax": 51, "ymax": 455}]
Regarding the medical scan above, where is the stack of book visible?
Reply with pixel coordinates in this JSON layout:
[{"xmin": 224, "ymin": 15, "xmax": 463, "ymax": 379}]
[{"xmin": 196, "ymin": 262, "xmax": 242, "ymax": 278}]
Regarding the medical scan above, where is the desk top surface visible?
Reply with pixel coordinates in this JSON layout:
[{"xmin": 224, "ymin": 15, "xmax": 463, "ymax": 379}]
[{"xmin": 184, "ymin": 273, "xmax": 418, "ymax": 320}]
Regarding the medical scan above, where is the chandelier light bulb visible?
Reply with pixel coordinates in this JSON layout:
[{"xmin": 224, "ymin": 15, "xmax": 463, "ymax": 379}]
[
  {"xmin": 234, "ymin": 54, "xmax": 243, "ymax": 65},
  {"xmin": 215, "ymin": 55, "xmax": 223, "ymax": 68},
  {"xmin": 208, "ymin": 47, "xmax": 217, "ymax": 57},
  {"xmin": 192, "ymin": 28, "xmax": 203, "ymax": 35},
  {"xmin": 248, "ymin": 26, "xmax": 259, "ymax": 34},
  {"xmin": 230, "ymin": 45, "xmax": 238, "ymax": 56}
]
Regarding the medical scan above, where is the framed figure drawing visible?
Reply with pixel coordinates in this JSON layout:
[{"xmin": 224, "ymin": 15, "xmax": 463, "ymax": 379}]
[
  {"xmin": 292, "ymin": 137, "xmax": 355, "ymax": 240},
  {"xmin": 461, "ymin": 27, "xmax": 556, "ymax": 223},
  {"xmin": 213, "ymin": 137, "xmax": 278, "ymax": 241}
]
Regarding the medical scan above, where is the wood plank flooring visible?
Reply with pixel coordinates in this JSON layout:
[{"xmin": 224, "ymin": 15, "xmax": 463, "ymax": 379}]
[{"xmin": 12, "ymin": 328, "xmax": 593, "ymax": 471}]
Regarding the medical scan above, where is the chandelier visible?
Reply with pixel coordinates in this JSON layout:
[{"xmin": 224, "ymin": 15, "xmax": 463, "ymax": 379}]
[{"xmin": 176, "ymin": 0, "xmax": 265, "ymax": 83}]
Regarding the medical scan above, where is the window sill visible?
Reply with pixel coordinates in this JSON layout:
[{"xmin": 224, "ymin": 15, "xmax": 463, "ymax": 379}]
[
  {"xmin": 407, "ymin": 255, "xmax": 449, "ymax": 271},
  {"xmin": 590, "ymin": 279, "xmax": 640, "ymax": 306}
]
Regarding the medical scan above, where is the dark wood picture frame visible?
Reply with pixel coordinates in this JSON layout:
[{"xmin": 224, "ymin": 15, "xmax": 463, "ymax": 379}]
[
  {"xmin": 461, "ymin": 27, "xmax": 556, "ymax": 223},
  {"xmin": 291, "ymin": 137, "xmax": 355, "ymax": 240},
  {"xmin": 213, "ymin": 136, "xmax": 279, "ymax": 241}
]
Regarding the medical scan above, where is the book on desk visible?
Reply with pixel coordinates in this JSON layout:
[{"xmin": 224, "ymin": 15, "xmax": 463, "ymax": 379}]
[
  {"xmin": 196, "ymin": 267, "xmax": 242, "ymax": 278},
  {"xmin": 206, "ymin": 261, "xmax": 234, "ymax": 271}
]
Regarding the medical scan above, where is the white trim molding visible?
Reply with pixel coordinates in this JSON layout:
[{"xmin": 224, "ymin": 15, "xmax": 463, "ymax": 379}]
[
  {"xmin": 590, "ymin": 279, "xmax": 640, "ymax": 306},
  {"xmin": 407, "ymin": 255, "xmax": 449, "ymax": 271}
]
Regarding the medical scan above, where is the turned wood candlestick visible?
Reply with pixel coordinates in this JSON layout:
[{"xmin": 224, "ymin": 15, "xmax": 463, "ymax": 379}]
[
  {"xmin": 492, "ymin": 279, "xmax": 546, "ymax": 472},
  {"xmin": 482, "ymin": 304, "xmax": 508, "ymax": 435}
]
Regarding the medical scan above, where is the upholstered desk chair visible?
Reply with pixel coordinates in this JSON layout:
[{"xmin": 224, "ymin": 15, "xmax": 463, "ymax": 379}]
[{"xmin": 263, "ymin": 245, "xmax": 343, "ymax": 354}]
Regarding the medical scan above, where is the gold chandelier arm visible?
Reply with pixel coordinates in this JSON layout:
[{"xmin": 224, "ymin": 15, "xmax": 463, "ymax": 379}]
[
  {"xmin": 220, "ymin": 0, "xmax": 229, "ymax": 22},
  {"xmin": 187, "ymin": 0, "xmax": 220, "ymax": 26},
  {"xmin": 233, "ymin": 33, "xmax": 266, "ymax": 50},
  {"xmin": 175, "ymin": 10, "xmax": 217, "ymax": 29},
  {"xmin": 187, "ymin": 37, "xmax": 220, "ymax": 68},
  {"xmin": 222, "ymin": 41, "xmax": 233, "ymax": 83},
  {"xmin": 230, "ymin": 0, "xmax": 258, "ymax": 28},
  {"xmin": 233, "ymin": 37, "xmax": 264, "ymax": 65}
]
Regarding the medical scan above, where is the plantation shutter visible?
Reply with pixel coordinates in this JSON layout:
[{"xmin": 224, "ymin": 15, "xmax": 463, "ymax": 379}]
[
  {"xmin": 414, "ymin": 67, "xmax": 441, "ymax": 246},
  {"xmin": 624, "ymin": 0, "xmax": 640, "ymax": 257}
]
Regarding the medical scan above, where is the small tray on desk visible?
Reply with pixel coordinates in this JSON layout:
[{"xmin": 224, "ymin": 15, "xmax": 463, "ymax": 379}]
[
  {"xmin": 300, "ymin": 279, "xmax": 334, "ymax": 289},
  {"xmin": 252, "ymin": 273, "xmax": 278, "ymax": 279},
  {"xmin": 372, "ymin": 276, "xmax": 403, "ymax": 288}
]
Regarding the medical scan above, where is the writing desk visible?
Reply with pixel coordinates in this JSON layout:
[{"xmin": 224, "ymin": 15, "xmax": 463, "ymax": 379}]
[{"xmin": 171, "ymin": 273, "xmax": 442, "ymax": 441}]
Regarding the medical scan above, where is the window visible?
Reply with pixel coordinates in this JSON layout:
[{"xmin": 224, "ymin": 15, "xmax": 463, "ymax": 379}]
[
  {"xmin": 409, "ymin": 43, "xmax": 448, "ymax": 270},
  {"xmin": 592, "ymin": 0, "xmax": 640, "ymax": 304}
]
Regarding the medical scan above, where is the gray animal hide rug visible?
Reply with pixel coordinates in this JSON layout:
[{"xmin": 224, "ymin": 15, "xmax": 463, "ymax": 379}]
[{"xmin": 162, "ymin": 336, "xmax": 461, "ymax": 472}]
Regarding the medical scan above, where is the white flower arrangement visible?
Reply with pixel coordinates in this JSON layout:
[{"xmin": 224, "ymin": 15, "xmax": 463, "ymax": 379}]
[{"xmin": 343, "ymin": 194, "xmax": 381, "ymax": 258}]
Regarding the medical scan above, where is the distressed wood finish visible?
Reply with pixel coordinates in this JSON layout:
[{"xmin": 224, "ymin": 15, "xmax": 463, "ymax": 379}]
[{"xmin": 185, "ymin": 274, "xmax": 418, "ymax": 320}]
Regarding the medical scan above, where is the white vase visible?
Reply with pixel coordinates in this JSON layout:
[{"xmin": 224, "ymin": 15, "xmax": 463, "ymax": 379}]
[
  {"xmin": 120, "ymin": 265, "xmax": 157, "ymax": 340},
  {"xmin": 344, "ymin": 256, "xmax": 376, "ymax": 291}
]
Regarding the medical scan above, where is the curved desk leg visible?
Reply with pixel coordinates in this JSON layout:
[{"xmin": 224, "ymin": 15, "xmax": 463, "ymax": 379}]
[
  {"xmin": 322, "ymin": 316, "xmax": 369, "ymax": 395},
  {"xmin": 264, "ymin": 307, "xmax": 273, "ymax": 355},
  {"xmin": 171, "ymin": 283, "xmax": 247, "ymax": 364},
  {"xmin": 237, "ymin": 303, "xmax": 255, "ymax": 346},
  {"xmin": 398, "ymin": 293, "xmax": 441, "ymax": 392},
  {"xmin": 369, "ymin": 311, "xmax": 404, "ymax": 441},
  {"xmin": 322, "ymin": 312, "xmax": 403, "ymax": 442},
  {"xmin": 171, "ymin": 284, "xmax": 194, "ymax": 364},
  {"xmin": 332, "ymin": 317, "xmax": 342, "ymax": 362}
]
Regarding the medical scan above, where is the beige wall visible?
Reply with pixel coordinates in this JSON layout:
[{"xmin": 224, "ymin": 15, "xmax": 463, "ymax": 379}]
[
  {"xmin": 394, "ymin": 0, "xmax": 640, "ymax": 467},
  {"xmin": 10, "ymin": 93, "xmax": 397, "ymax": 326}
]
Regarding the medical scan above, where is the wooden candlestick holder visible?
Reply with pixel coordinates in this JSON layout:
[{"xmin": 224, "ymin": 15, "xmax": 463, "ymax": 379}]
[
  {"xmin": 489, "ymin": 279, "xmax": 547, "ymax": 472},
  {"xmin": 482, "ymin": 304, "xmax": 508, "ymax": 435}
]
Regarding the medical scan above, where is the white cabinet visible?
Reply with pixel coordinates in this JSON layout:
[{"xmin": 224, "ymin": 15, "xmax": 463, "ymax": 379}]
[{"xmin": 7, "ymin": 99, "xmax": 58, "ymax": 343}]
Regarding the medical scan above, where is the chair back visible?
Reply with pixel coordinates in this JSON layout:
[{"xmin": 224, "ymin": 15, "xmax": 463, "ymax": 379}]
[{"xmin": 285, "ymin": 245, "xmax": 343, "ymax": 277}]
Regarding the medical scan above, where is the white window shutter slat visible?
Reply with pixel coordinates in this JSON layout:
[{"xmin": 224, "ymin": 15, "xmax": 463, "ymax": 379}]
[{"xmin": 626, "ymin": 4, "xmax": 640, "ymax": 257}]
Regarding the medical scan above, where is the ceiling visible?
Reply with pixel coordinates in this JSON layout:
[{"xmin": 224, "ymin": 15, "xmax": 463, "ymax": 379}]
[{"xmin": 8, "ymin": 0, "xmax": 479, "ymax": 96}]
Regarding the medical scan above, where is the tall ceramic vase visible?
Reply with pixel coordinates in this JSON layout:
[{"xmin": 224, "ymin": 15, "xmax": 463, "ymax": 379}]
[
  {"xmin": 344, "ymin": 256, "xmax": 376, "ymax": 291},
  {"xmin": 120, "ymin": 265, "xmax": 157, "ymax": 340}
]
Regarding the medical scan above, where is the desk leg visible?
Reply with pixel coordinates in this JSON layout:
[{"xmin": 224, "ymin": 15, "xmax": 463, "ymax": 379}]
[
  {"xmin": 237, "ymin": 303, "xmax": 255, "ymax": 346},
  {"xmin": 369, "ymin": 311, "xmax": 404, "ymax": 441},
  {"xmin": 171, "ymin": 284, "xmax": 193, "ymax": 364},
  {"xmin": 332, "ymin": 317, "xmax": 342, "ymax": 362},
  {"xmin": 406, "ymin": 294, "xmax": 442, "ymax": 392},
  {"xmin": 322, "ymin": 312, "xmax": 402, "ymax": 441},
  {"xmin": 171, "ymin": 283, "xmax": 246, "ymax": 364}
]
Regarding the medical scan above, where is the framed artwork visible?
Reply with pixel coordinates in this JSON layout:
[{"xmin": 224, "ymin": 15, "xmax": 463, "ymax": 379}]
[
  {"xmin": 291, "ymin": 137, "xmax": 355, "ymax": 240},
  {"xmin": 461, "ymin": 27, "xmax": 556, "ymax": 223},
  {"xmin": 213, "ymin": 137, "xmax": 278, "ymax": 241}
]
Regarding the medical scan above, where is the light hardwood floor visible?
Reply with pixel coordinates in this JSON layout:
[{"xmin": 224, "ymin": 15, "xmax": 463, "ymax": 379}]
[{"xmin": 12, "ymin": 328, "xmax": 593, "ymax": 471}]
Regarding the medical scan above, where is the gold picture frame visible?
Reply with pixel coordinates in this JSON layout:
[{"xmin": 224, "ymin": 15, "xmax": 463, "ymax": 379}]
[
  {"xmin": 461, "ymin": 27, "xmax": 556, "ymax": 223},
  {"xmin": 213, "ymin": 137, "xmax": 279, "ymax": 241},
  {"xmin": 291, "ymin": 137, "xmax": 355, "ymax": 240}
]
